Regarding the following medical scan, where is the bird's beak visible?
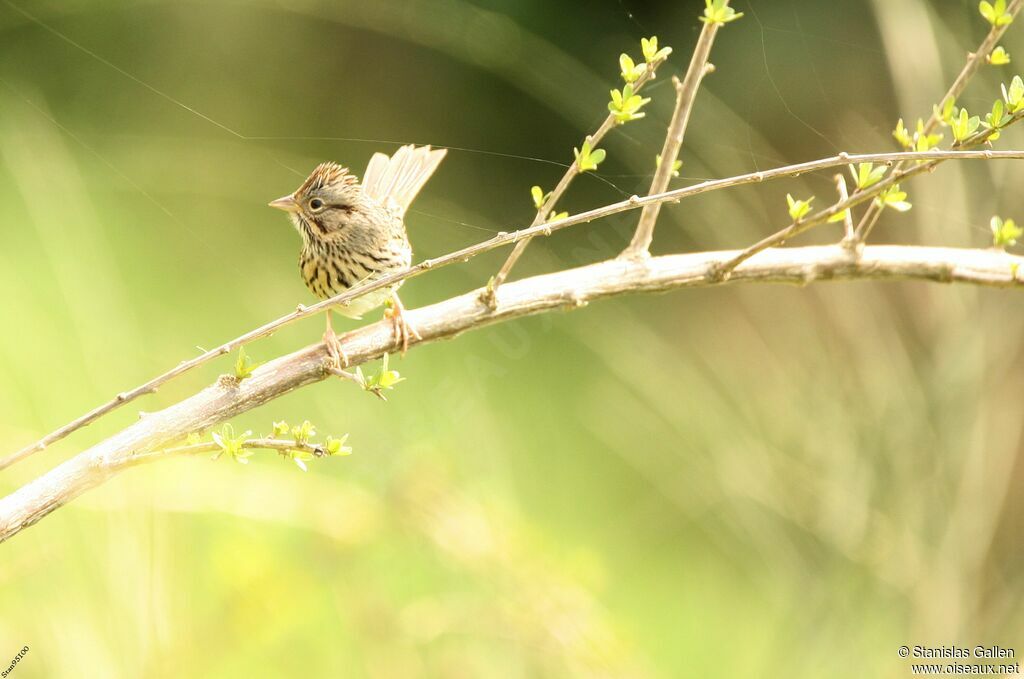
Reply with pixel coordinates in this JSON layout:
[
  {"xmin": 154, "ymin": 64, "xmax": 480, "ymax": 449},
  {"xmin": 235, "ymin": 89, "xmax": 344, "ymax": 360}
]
[{"xmin": 268, "ymin": 194, "xmax": 299, "ymax": 212}]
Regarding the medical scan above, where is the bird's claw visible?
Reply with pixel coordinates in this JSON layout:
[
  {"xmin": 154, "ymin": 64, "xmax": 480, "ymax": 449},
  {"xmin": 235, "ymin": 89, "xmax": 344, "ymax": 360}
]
[
  {"xmin": 323, "ymin": 327, "xmax": 349, "ymax": 369},
  {"xmin": 386, "ymin": 297, "xmax": 420, "ymax": 356}
]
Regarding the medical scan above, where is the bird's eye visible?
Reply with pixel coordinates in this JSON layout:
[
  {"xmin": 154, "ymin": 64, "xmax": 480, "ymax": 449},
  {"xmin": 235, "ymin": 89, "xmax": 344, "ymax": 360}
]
[{"xmin": 308, "ymin": 198, "xmax": 325, "ymax": 211}]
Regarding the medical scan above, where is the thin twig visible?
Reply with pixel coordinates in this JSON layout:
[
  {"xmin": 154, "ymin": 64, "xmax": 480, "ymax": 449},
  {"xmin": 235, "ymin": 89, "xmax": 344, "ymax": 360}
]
[
  {"xmin": 123, "ymin": 438, "xmax": 330, "ymax": 469},
  {"xmin": 326, "ymin": 367, "xmax": 386, "ymax": 401},
  {"xmin": 852, "ymin": 195, "xmax": 885, "ymax": 244},
  {"xmin": 5, "ymin": 147, "xmax": 1024, "ymax": 471},
  {"xmin": 622, "ymin": 6, "xmax": 727, "ymax": 258},
  {"xmin": 483, "ymin": 52, "xmax": 671, "ymax": 304},
  {"xmin": 2, "ymin": 243, "xmax": 1022, "ymax": 542},
  {"xmin": 834, "ymin": 174, "xmax": 856, "ymax": 249}
]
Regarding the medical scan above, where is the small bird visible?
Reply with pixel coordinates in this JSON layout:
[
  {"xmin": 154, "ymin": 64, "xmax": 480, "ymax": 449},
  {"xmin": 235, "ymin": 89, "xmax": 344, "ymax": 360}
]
[{"xmin": 269, "ymin": 145, "xmax": 447, "ymax": 365}]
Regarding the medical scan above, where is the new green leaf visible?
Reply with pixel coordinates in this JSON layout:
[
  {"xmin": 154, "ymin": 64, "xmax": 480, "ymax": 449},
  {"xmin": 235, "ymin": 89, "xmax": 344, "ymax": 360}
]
[
  {"xmin": 211, "ymin": 423, "xmax": 254, "ymax": 464},
  {"xmin": 906, "ymin": 118, "xmax": 943, "ymax": 152},
  {"xmin": 700, "ymin": 0, "xmax": 744, "ymax": 24},
  {"xmin": 609, "ymin": 83, "xmax": 652, "ymax": 123},
  {"xmin": 574, "ymin": 138, "xmax": 606, "ymax": 172},
  {"xmin": 290, "ymin": 419, "xmax": 316, "ymax": 444},
  {"xmin": 530, "ymin": 185, "xmax": 551, "ymax": 210},
  {"xmin": 786, "ymin": 194, "xmax": 814, "ymax": 221},
  {"xmin": 640, "ymin": 36, "xmax": 673, "ymax": 64},
  {"xmin": 933, "ymin": 97, "xmax": 957, "ymax": 126},
  {"xmin": 1002, "ymin": 75, "xmax": 1024, "ymax": 113},
  {"xmin": 991, "ymin": 215, "xmax": 1023, "ymax": 247},
  {"xmin": 619, "ymin": 53, "xmax": 646, "ymax": 83},
  {"xmin": 980, "ymin": 0, "xmax": 1014, "ymax": 26},
  {"xmin": 989, "ymin": 46, "xmax": 1012, "ymax": 65},
  {"xmin": 984, "ymin": 98, "xmax": 1010, "ymax": 139},
  {"xmin": 950, "ymin": 107, "xmax": 981, "ymax": 143},
  {"xmin": 234, "ymin": 347, "xmax": 263, "ymax": 380},
  {"xmin": 849, "ymin": 162, "xmax": 887, "ymax": 190},
  {"xmin": 874, "ymin": 184, "xmax": 912, "ymax": 212},
  {"xmin": 893, "ymin": 118, "xmax": 913, "ymax": 148},
  {"xmin": 827, "ymin": 209, "xmax": 851, "ymax": 224},
  {"xmin": 325, "ymin": 435, "xmax": 352, "ymax": 457},
  {"xmin": 361, "ymin": 353, "xmax": 406, "ymax": 394},
  {"xmin": 656, "ymin": 154, "xmax": 682, "ymax": 177}
]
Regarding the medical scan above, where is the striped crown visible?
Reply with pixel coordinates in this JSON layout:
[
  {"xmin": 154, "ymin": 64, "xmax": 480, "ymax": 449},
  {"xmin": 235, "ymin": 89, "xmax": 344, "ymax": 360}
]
[{"xmin": 296, "ymin": 162, "xmax": 358, "ymax": 196}]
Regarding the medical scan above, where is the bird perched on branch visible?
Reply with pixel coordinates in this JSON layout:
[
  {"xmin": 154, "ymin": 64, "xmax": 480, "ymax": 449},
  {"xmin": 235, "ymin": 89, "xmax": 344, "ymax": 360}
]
[{"xmin": 269, "ymin": 145, "xmax": 447, "ymax": 364}]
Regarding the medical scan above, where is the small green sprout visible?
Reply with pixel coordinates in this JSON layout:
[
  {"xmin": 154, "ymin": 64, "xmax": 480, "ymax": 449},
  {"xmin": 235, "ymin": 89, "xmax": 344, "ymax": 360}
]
[
  {"xmin": 991, "ymin": 215, "xmax": 1023, "ymax": 247},
  {"xmin": 989, "ymin": 46, "xmax": 1012, "ymax": 65},
  {"xmin": 980, "ymin": 0, "xmax": 1014, "ymax": 27},
  {"xmin": 211, "ymin": 423, "xmax": 254, "ymax": 464},
  {"xmin": 187, "ymin": 418, "xmax": 350, "ymax": 471},
  {"xmin": 531, "ymin": 185, "xmax": 551, "ymax": 210},
  {"xmin": 950, "ymin": 107, "xmax": 981, "ymax": 143},
  {"xmin": 849, "ymin": 162, "xmax": 887, "ymax": 190},
  {"xmin": 984, "ymin": 98, "xmax": 1011, "ymax": 139},
  {"xmin": 893, "ymin": 118, "xmax": 913, "ymax": 148},
  {"xmin": 287, "ymin": 448, "xmax": 314, "ymax": 472},
  {"xmin": 356, "ymin": 353, "xmax": 405, "ymax": 396},
  {"xmin": 325, "ymin": 434, "xmax": 352, "ymax": 457},
  {"xmin": 827, "ymin": 209, "xmax": 851, "ymax": 224},
  {"xmin": 641, "ymin": 36, "xmax": 673, "ymax": 64},
  {"xmin": 234, "ymin": 347, "xmax": 263, "ymax": 380},
  {"xmin": 913, "ymin": 119, "xmax": 943, "ymax": 152},
  {"xmin": 897, "ymin": 118, "xmax": 943, "ymax": 152},
  {"xmin": 548, "ymin": 211, "xmax": 569, "ymax": 222},
  {"xmin": 786, "ymin": 194, "xmax": 814, "ymax": 221},
  {"xmin": 655, "ymin": 154, "xmax": 682, "ymax": 177},
  {"xmin": 609, "ymin": 83, "xmax": 652, "ymax": 123},
  {"xmin": 933, "ymin": 97, "xmax": 957, "ymax": 126},
  {"xmin": 290, "ymin": 419, "xmax": 316, "ymax": 445},
  {"xmin": 272, "ymin": 420, "xmax": 290, "ymax": 438},
  {"xmin": 573, "ymin": 138, "xmax": 606, "ymax": 172},
  {"xmin": 186, "ymin": 432, "xmax": 203, "ymax": 445},
  {"xmin": 287, "ymin": 433, "xmax": 351, "ymax": 471},
  {"xmin": 619, "ymin": 53, "xmax": 647, "ymax": 83},
  {"xmin": 874, "ymin": 184, "xmax": 912, "ymax": 212},
  {"xmin": 1002, "ymin": 75, "xmax": 1024, "ymax": 113},
  {"xmin": 700, "ymin": 0, "xmax": 744, "ymax": 25}
]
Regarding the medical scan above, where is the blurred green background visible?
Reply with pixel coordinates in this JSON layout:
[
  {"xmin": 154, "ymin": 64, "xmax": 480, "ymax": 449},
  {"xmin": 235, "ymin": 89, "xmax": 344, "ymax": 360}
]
[{"xmin": 2, "ymin": 0, "xmax": 1024, "ymax": 676}]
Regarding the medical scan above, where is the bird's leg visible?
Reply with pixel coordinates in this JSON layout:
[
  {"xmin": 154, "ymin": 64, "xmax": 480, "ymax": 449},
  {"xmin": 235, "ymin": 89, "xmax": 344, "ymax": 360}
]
[
  {"xmin": 322, "ymin": 309, "xmax": 349, "ymax": 368},
  {"xmin": 385, "ymin": 294, "xmax": 421, "ymax": 355}
]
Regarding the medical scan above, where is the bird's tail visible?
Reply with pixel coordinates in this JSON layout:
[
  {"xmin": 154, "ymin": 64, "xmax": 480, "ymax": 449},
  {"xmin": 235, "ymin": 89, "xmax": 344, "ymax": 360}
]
[{"xmin": 362, "ymin": 144, "xmax": 447, "ymax": 216}]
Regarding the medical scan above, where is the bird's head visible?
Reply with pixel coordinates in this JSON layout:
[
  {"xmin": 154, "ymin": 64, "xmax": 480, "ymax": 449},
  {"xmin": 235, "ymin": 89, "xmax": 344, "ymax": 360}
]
[{"xmin": 269, "ymin": 162, "xmax": 364, "ymax": 240}]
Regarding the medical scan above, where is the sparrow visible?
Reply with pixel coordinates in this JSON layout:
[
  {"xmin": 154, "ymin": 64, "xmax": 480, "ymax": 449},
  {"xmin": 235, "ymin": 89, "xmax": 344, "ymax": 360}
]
[{"xmin": 269, "ymin": 144, "xmax": 446, "ymax": 364}]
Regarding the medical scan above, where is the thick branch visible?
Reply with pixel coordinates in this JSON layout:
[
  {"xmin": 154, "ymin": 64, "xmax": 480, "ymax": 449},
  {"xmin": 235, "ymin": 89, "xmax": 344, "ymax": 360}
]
[
  {"xmin": 624, "ymin": 9, "xmax": 725, "ymax": 258},
  {"xmin": 6, "ymin": 147, "xmax": 1024, "ymax": 471},
  {"xmin": 2, "ymin": 244, "xmax": 1022, "ymax": 543}
]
